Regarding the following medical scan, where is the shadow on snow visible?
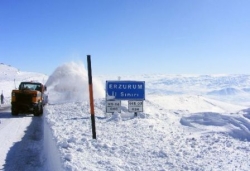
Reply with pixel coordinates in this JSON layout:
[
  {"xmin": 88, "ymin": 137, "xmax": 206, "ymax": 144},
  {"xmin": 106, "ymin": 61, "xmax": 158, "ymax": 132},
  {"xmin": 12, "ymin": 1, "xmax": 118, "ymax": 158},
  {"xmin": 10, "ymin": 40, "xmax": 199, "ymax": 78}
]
[{"xmin": 3, "ymin": 116, "xmax": 44, "ymax": 171}]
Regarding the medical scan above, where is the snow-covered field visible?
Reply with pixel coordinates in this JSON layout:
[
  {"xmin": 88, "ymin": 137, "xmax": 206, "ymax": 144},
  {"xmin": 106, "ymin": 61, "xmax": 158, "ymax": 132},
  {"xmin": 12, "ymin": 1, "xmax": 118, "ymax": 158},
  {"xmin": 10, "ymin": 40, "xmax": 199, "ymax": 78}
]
[{"xmin": 1, "ymin": 63, "xmax": 250, "ymax": 170}]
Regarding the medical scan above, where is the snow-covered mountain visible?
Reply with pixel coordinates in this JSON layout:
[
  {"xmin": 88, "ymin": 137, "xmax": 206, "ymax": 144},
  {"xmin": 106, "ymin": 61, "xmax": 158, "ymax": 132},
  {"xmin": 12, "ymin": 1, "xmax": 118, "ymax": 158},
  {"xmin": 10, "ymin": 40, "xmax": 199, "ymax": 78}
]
[
  {"xmin": 148, "ymin": 74, "xmax": 250, "ymax": 96},
  {"xmin": 98, "ymin": 73, "xmax": 250, "ymax": 106},
  {"xmin": 1, "ymin": 63, "xmax": 250, "ymax": 105},
  {"xmin": 1, "ymin": 62, "xmax": 250, "ymax": 170},
  {"xmin": 0, "ymin": 63, "xmax": 19, "ymax": 79},
  {"xmin": 207, "ymin": 87, "xmax": 243, "ymax": 96}
]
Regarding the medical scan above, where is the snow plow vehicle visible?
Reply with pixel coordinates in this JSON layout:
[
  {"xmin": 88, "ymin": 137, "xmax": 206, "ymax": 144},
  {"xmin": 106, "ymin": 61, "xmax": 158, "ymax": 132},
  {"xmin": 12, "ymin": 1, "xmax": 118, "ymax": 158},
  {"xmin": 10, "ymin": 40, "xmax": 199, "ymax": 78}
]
[{"xmin": 11, "ymin": 81, "xmax": 48, "ymax": 116}]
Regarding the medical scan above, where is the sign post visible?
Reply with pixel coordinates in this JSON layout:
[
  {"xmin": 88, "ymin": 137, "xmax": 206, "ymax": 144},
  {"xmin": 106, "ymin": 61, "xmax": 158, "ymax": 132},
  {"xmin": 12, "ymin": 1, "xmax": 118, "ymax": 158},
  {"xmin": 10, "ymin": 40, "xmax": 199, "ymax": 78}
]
[
  {"xmin": 128, "ymin": 100, "xmax": 143, "ymax": 117},
  {"xmin": 87, "ymin": 55, "xmax": 96, "ymax": 139},
  {"xmin": 106, "ymin": 81, "xmax": 145, "ymax": 116}
]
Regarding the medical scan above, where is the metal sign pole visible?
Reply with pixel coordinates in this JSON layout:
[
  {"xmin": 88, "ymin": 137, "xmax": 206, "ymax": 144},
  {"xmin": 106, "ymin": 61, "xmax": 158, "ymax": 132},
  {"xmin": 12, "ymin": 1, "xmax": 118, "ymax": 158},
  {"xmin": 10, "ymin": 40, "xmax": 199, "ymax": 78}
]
[
  {"xmin": 87, "ymin": 55, "xmax": 96, "ymax": 139},
  {"xmin": 134, "ymin": 112, "xmax": 137, "ymax": 117}
]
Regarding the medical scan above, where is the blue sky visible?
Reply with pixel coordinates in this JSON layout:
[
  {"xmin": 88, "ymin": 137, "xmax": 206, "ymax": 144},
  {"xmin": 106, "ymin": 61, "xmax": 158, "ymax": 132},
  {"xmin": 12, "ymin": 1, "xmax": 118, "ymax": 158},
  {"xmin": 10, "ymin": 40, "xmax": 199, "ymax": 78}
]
[{"xmin": 1, "ymin": 0, "xmax": 249, "ymax": 75}]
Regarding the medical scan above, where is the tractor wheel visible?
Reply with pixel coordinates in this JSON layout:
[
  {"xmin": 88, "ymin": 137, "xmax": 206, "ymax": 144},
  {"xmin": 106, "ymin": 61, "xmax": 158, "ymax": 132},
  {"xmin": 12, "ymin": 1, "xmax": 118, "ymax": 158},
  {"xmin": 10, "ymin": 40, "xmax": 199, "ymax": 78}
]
[
  {"xmin": 39, "ymin": 105, "xmax": 43, "ymax": 116},
  {"xmin": 34, "ymin": 103, "xmax": 43, "ymax": 117},
  {"xmin": 11, "ymin": 107, "xmax": 18, "ymax": 116}
]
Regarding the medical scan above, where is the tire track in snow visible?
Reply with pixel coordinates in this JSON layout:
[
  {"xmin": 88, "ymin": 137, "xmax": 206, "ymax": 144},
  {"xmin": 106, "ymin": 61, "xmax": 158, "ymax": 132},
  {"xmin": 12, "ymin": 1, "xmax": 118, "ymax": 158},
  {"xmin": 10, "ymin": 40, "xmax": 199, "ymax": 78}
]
[
  {"xmin": 1, "ymin": 113, "xmax": 44, "ymax": 171},
  {"xmin": 0, "ymin": 109, "xmax": 32, "ymax": 169}
]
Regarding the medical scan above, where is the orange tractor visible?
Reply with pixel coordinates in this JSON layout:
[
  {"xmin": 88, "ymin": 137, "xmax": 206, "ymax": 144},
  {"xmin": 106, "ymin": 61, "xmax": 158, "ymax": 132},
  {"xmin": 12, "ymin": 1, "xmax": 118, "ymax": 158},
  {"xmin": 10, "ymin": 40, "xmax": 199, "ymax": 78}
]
[{"xmin": 11, "ymin": 81, "xmax": 48, "ymax": 116}]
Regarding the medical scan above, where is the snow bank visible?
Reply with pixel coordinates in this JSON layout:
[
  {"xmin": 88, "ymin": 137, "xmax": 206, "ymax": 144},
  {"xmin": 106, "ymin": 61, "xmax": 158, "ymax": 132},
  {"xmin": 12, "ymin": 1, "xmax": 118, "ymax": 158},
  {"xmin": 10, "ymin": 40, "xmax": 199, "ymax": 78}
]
[
  {"xmin": 45, "ymin": 62, "xmax": 105, "ymax": 104},
  {"xmin": 43, "ymin": 116, "xmax": 64, "ymax": 171},
  {"xmin": 44, "ymin": 98, "xmax": 250, "ymax": 170}
]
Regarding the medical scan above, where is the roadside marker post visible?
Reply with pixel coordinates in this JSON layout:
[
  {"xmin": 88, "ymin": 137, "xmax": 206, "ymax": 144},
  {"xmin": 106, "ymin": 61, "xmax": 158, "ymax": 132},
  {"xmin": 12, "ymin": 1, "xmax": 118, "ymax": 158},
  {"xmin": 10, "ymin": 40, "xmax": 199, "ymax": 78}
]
[{"xmin": 87, "ymin": 55, "xmax": 96, "ymax": 139}]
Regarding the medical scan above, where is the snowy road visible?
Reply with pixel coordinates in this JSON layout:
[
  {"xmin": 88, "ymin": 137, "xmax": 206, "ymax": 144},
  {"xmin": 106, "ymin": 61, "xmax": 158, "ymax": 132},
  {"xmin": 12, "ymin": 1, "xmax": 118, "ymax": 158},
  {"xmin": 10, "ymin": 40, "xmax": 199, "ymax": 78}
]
[{"xmin": 0, "ymin": 106, "xmax": 44, "ymax": 171}]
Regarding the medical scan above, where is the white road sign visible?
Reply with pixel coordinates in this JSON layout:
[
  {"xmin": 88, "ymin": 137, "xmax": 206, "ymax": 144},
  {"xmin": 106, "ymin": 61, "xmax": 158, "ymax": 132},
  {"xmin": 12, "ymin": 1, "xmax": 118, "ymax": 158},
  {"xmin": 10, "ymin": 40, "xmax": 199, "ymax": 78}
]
[
  {"xmin": 106, "ymin": 100, "xmax": 121, "ymax": 113},
  {"xmin": 128, "ymin": 100, "xmax": 143, "ymax": 112}
]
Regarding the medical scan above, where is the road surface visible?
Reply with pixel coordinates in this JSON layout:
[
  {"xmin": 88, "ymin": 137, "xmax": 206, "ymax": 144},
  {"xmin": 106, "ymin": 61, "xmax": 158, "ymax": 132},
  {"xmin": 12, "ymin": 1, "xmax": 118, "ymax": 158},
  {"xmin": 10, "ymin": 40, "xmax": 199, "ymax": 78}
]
[{"xmin": 0, "ymin": 105, "xmax": 44, "ymax": 171}]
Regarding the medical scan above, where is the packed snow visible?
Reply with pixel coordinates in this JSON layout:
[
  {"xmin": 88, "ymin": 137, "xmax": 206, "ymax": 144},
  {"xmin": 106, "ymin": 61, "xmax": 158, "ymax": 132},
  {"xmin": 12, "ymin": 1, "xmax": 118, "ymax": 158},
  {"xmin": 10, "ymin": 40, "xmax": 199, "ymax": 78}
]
[{"xmin": 1, "ymin": 62, "xmax": 250, "ymax": 170}]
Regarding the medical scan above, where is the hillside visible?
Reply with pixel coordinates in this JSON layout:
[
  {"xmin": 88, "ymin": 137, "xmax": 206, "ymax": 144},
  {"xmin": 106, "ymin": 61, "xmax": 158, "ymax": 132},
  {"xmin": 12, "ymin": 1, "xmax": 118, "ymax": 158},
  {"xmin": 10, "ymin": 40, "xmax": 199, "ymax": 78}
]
[
  {"xmin": 43, "ymin": 62, "xmax": 250, "ymax": 170},
  {"xmin": 1, "ymin": 62, "xmax": 250, "ymax": 170}
]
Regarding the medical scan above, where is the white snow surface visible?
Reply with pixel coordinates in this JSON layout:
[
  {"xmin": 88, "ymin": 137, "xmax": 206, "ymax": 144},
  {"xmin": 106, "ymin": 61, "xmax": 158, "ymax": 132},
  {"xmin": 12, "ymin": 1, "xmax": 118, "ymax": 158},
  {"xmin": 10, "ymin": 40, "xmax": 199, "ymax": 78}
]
[{"xmin": 1, "ymin": 62, "xmax": 250, "ymax": 170}]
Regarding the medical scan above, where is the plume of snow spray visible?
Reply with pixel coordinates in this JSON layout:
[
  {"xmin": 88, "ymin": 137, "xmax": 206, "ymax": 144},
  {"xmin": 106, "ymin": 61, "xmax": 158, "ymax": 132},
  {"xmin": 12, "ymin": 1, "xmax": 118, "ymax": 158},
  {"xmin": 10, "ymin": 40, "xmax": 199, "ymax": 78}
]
[{"xmin": 46, "ymin": 62, "xmax": 104, "ymax": 104}]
